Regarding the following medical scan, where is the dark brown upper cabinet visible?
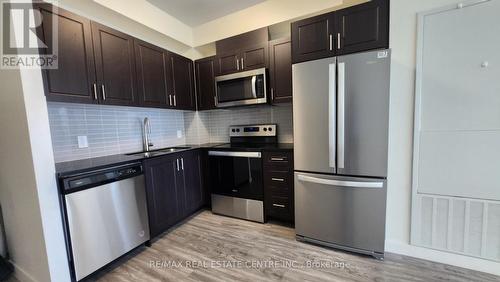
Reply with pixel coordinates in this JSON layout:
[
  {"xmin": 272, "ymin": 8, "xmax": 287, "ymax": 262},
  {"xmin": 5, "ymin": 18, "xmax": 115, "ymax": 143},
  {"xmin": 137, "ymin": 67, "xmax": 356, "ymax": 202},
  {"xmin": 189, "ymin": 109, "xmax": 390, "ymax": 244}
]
[
  {"xmin": 215, "ymin": 27, "xmax": 269, "ymax": 75},
  {"xmin": 134, "ymin": 39, "xmax": 169, "ymax": 108},
  {"xmin": 167, "ymin": 52, "xmax": 196, "ymax": 110},
  {"xmin": 92, "ymin": 22, "xmax": 138, "ymax": 106},
  {"xmin": 335, "ymin": 0, "xmax": 389, "ymax": 55},
  {"xmin": 35, "ymin": 5, "xmax": 98, "ymax": 104},
  {"xmin": 291, "ymin": 0, "xmax": 389, "ymax": 63},
  {"xmin": 241, "ymin": 42, "xmax": 268, "ymax": 71},
  {"xmin": 269, "ymin": 38, "xmax": 292, "ymax": 104},
  {"xmin": 195, "ymin": 56, "xmax": 217, "ymax": 111},
  {"xmin": 291, "ymin": 13, "xmax": 335, "ymax": 64}
]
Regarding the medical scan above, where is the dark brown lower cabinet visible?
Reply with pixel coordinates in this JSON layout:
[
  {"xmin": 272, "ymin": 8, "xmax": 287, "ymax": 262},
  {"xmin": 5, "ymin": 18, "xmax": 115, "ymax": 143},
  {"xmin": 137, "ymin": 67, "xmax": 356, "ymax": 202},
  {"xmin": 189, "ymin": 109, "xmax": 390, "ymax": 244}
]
[
  {"xmin": 263, "ymin": 151, "xmax": 294, "ymax": 223},
  {"xmin": 182, "ymin": 150, "xmax": 205, "ymax": 214},
  {"xmin": 144, "ymin": 150, "xmax": 205, "ymax": 238}
]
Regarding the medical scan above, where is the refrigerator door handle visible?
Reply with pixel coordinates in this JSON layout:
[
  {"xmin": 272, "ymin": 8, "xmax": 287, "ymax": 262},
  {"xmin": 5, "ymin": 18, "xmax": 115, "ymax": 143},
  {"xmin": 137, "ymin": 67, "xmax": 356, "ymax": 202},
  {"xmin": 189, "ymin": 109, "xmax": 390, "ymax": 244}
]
[
  {"xmin": 337, "ymin": 62, "xmax": 346, "ymax": 169},
  {"xmin": 297, "ymin": 174, "xmax": 383, "ymax": 189},
  {"xmin": 328, "ymin": 62, "xmax": 337, "ymax": 168}
]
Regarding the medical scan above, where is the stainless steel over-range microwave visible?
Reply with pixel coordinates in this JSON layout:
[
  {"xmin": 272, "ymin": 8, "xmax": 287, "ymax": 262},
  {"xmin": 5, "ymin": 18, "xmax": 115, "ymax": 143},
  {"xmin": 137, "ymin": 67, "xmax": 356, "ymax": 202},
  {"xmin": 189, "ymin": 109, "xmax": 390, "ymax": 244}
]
[{"xmin": 214, "ymin": 68, "xmax": 267, "ymax": 108}]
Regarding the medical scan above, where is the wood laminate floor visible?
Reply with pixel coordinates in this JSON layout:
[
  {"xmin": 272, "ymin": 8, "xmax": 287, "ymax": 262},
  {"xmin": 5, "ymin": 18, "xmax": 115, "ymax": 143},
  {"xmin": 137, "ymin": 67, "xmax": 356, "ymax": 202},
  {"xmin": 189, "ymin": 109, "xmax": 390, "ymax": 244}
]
[{"xmin": 94, "ymin": 210, "xmax": 499, "ymax": 282}]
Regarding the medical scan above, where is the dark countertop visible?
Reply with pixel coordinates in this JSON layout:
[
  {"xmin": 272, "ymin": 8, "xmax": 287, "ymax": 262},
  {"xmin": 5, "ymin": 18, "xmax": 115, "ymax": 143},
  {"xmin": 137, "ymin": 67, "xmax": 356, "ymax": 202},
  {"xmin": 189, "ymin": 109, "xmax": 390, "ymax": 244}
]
[{"xmin": 55, "ymin": 143, "xmax": 293, "ymax": 177}]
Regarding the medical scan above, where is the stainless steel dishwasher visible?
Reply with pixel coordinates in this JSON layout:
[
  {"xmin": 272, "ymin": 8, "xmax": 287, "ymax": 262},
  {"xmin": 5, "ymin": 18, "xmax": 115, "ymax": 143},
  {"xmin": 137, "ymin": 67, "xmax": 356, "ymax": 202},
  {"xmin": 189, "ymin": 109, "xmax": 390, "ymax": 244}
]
[{"xmin": 60, "ymin": 163, "xmax": 150, "ymax": 281}]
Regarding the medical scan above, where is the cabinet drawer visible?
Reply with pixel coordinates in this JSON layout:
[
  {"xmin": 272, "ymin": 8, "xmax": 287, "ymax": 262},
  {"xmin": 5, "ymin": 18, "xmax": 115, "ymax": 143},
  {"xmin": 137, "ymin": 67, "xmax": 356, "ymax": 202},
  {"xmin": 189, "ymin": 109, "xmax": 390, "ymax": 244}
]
[
  {"xmin": 263, "ymin": 151, "xmax": 293, "ymax": 168},
  {"xmin": 267, "ymin": 196, "xmax": 293, "ymax": 221},
  {"xmin": 265, "ymin": 171, "xmax": 291, "ymax": 190}
]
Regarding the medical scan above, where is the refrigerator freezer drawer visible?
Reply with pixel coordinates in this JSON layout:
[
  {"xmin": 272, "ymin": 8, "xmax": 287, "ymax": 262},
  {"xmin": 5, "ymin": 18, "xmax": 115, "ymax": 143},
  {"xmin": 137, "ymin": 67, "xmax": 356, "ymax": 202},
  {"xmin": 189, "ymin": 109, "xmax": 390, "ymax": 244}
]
[{"xmin": 294, "ymin": 172, "xmax": 387, "ymax": 254}]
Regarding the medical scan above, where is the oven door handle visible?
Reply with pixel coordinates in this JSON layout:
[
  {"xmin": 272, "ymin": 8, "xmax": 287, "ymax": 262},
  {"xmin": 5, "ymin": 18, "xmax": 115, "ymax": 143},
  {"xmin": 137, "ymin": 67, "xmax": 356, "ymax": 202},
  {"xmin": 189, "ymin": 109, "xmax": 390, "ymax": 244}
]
[{"xmin": 208, "ymin": 151, "xmax": 261, "ymax": 158}]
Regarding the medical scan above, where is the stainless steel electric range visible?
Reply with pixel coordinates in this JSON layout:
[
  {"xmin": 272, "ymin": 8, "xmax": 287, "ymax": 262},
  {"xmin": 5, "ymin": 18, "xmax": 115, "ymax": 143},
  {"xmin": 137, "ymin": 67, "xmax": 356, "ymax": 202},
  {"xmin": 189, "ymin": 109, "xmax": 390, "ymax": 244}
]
[{"xmin": 208, "ymin": 124, "xmax": 277, "ymax": 223}]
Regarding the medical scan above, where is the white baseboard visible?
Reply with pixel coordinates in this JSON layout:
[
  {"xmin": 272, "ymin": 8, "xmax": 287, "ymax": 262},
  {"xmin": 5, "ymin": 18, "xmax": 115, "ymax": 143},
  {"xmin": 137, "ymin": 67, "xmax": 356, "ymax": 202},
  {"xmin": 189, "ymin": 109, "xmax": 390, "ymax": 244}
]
[
  {"xmin": 386, "ymin": 240, "xmax": 500, "ymax": 276},
  {"xmin": 12, "ymin": 262, "xmax": 38, "ymax": 282}
]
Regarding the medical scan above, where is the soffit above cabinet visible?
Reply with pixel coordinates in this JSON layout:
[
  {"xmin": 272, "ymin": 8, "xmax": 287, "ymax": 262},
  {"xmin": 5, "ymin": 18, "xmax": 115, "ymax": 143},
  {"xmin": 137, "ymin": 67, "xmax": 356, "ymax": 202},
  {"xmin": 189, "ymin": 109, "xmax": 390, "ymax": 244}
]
[{"xmin": 146, "ymin": 0, "xmax": 267, "ymax": 27}]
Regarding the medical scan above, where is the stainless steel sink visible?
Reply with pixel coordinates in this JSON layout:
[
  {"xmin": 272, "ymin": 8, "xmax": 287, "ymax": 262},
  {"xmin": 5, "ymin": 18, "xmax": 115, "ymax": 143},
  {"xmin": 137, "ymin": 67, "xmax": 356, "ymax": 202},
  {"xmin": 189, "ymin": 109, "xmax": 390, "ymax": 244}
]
[{"xmin": 126, "ymin": 146, "xmax": 191, "ymax": 157}]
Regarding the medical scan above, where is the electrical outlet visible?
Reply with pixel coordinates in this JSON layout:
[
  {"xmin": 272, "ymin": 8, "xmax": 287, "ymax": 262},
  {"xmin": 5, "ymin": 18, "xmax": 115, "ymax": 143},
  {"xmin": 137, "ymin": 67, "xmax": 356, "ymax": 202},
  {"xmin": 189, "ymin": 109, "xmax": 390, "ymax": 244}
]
[
  {"xmin": 177, "ymin": 130, "xmax": 182, "ymax": 138},
  {"xmin": 77, "ymin": 136, "xmax": 88, "ymax": 148}
]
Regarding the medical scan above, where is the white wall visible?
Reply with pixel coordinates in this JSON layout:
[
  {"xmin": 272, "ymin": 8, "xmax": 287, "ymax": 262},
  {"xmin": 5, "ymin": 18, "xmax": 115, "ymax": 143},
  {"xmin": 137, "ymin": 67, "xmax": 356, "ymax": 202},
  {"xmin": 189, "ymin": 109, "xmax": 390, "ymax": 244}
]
[
  {"xmin": 0, "ymin": 6, "xmax": 71, "ymax": 281},
  {"xmin": 386, "ymin": 0, "xmax": 500, "ymax": 275}
]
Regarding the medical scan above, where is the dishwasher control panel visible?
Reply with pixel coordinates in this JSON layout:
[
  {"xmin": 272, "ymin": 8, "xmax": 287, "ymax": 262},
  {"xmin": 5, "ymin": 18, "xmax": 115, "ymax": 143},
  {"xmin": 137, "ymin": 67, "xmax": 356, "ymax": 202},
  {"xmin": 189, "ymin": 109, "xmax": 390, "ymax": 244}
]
[{"xmin": 61, "ymin": 163, "xmax": 143, "ymax": 193}]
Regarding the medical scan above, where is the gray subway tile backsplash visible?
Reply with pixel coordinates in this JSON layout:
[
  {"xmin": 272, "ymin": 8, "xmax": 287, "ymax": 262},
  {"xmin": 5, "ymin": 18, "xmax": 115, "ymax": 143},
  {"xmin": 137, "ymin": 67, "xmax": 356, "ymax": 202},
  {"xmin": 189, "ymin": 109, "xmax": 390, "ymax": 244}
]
[{"xmin": 48, "ymin": 102, "xmax": 293, "ymax": 163}]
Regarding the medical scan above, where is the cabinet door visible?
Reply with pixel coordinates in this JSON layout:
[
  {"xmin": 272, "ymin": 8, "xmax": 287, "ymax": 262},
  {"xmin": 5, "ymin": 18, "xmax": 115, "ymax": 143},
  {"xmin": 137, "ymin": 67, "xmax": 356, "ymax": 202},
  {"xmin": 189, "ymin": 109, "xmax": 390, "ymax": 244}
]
[
  {"xmin": 269, "ymin": 38, "xmax": 292, "ymax": 104},
  {"xmin": 36, "ymin": 5, "xmax": 97, "ymax": 104},
  {"xmin": 195, "ymin": 57, "xmax": 217, "ymax": 110},
  {"xmin": 134, "ymin": 39, "xmax": 169, "ymax": 108},
  {"xmin": 134, "ymin": 40, "xmax": 169, "ymax": 108},
  {"xmin": 168, "ymin": 53, "xmax": 196, "ymax": 110},
  {"xmin": 144, "ymin": 155, "xmax": 183, "ymax": 238},
  {"xmin": 241, "ymin": 43, "xmax": 268, "ymax": 71},
  {"xmin": 182, "ymin": 150, "xmax": 204, "ymax": 215},
  {"xmin": 216, "ymin": 52, "xmax": 239, "ymax": 75},
  {"xmin": 335, "ymin": 0, "xmax": 389, "ymax": 55},
  {"xmin": 291, "ymin": 13, "xmax": 335, "ymax": 64},
  {"xmin": 92, "ymin": 22, "xmax": 138, "ymax": 106}
]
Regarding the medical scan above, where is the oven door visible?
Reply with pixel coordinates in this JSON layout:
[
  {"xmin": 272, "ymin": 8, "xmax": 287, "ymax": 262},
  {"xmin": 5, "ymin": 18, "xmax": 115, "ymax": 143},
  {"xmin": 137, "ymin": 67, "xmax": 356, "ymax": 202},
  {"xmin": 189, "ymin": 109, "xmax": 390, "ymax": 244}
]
[
  {"xmin": 208, "ymin": 151, "xmax": 264, "ymax": 200},
  {"xmin": 215, "ymin": 68, "xmax": 267, "ymax": 108}
]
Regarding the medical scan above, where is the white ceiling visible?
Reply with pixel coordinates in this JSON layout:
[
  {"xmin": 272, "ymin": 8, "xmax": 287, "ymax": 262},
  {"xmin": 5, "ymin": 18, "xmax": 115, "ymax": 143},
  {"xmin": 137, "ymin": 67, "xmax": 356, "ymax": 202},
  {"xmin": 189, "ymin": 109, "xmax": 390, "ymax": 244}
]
[{"xmin": 147, "ymin": 0, "xmax": 267, "ymax": 27}]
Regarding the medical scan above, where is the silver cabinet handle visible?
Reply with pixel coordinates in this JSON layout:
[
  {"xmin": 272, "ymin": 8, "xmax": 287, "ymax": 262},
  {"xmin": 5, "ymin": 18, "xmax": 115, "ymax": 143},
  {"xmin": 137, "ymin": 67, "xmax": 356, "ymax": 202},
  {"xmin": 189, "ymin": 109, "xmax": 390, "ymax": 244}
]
[
  {"xmin": 176, "ymin": 158, "xmax": 180, "ymax": 171},
  {"xmin": 271, "ymin": 178, "xmax": 285, "ymax": 182},
  {"xmin": 101, "ymin": 85, "xmax": 106, "ymax": 100},
  {"xmin": 329, "ymin": 34, "xmax": 333, "ymax": 51},
  {"xmin": 328, "ymin": 62, "xmax": 337, "ymax": 169},
  {"xmin": 181, "ymin": 158, "xmax": 184, "ymax": 170},
  {"xmin": 241, "ymin": 58, "xmax": 244, "ymax": 70},
  {"xmin": 93, "ymin": 83, "xmax": 98, "ymax": 100},
  {"xmin": 298, "ymin": 174, "xmax": 384, "ymax": 189},
  {"xmin": 271, "ymin": 88, "xmax": 274, "ymax": 102},
  {"xmin": 338, "ymin": 62, "xmax": 346, "ymax": 169},
  {"xmin": 173, "ymin": 95, "xmax": 177, "ymax": 107},
  {"xmin": 270, "ymin": 157, "xmax": 286, "ymax": 161},
  {"xmin": 337, "ymin": 33, "xmax": 341, "ymax": 50},
  {"xmin": 236, "ymin": 58, "xmax": 240, "ymax": 70},
  {"xmin": 273, "ymin": 204, "xmax": 286, "ymax": 208},
  {"xmin": 214, "ymin": 96, "xmax": 217, "ymax": 106},
  {"xmin": 208, "ymin": 151, "xmax": 261, "ymax": 158}
]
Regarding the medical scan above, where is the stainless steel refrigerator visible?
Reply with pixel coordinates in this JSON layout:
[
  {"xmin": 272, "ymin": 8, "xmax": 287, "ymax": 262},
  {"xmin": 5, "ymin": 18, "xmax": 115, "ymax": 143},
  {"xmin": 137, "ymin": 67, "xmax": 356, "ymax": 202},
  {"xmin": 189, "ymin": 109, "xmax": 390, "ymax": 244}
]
[{"xmin": 293, "ymin": 49, "xmax": 391, "ymax": 259}]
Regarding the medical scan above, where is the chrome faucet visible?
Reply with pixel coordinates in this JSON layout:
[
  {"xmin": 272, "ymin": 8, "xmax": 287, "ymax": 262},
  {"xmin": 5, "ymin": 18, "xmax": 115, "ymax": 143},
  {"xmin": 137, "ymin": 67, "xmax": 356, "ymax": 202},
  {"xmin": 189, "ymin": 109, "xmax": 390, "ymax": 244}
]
[{"xmin": 142, "ymin": 117, "xmax": 153, "ymax": 152}]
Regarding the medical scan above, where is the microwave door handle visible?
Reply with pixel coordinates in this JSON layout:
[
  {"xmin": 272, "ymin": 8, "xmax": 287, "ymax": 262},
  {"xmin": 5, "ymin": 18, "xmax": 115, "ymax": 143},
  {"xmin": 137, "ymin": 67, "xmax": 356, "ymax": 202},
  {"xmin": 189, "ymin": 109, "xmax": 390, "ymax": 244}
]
[{"xmin": 251, "ymin": 75, "xmax": 257, "ymax": 98}]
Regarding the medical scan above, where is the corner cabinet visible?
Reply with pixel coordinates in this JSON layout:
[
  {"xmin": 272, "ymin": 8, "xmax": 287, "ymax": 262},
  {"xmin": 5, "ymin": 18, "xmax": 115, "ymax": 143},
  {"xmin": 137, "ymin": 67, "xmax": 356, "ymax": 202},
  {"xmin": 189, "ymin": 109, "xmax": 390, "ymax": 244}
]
[
  {"xmin": 195, "ymin": 56, "xmax": 217, "ymax": 111},
  {"xmin": 144, "ymin": 150, "xmax": 205, "ymax": 238},
  {"xmin": 269, "ymin": 38, "xmax": 292, "ymax": 104},
  {"xmin": 291, "ymin": 0, "xmax": 389, "ymax": 63}
]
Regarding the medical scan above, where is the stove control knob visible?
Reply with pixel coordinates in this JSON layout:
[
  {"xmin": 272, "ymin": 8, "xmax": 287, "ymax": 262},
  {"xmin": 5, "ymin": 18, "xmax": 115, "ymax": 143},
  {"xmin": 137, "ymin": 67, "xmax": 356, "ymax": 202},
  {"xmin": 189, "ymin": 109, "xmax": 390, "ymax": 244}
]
[
  {"xmin": 263, "ymin": 128, "xmax": 267, "ymax": 131},
  {"xmin": 232, "ymin": 129, "xmax": 236, "ymax": 132},
  {"xmin": 236, "ymin": 129, "xmax": 240, "ymax": 132},
  {"xmin": 268, "ymin": 127, "xmax": 273, "ymax": 131}
]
